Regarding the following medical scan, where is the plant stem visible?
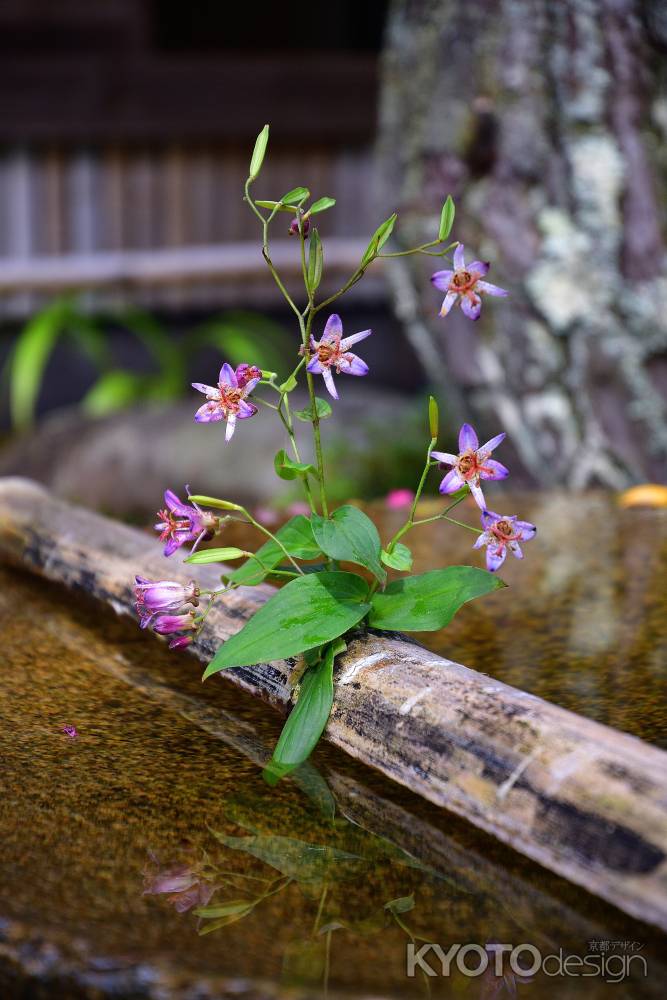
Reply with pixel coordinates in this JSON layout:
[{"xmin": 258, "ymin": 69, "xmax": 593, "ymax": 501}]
[{"xmin": 240, "ymin": 508, "xmax": 304, "ymax": 574}]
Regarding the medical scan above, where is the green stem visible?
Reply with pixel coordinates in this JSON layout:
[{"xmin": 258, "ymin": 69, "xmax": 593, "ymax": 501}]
[{"xmin": 303, "ymin": 308, "xmax": 328, "ymax": 516}]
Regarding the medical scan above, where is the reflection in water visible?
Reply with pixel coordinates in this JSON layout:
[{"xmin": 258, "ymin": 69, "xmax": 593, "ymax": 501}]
[{"xmin": 143, "ymin": 780, "xmax": 454, "ymax": 993}]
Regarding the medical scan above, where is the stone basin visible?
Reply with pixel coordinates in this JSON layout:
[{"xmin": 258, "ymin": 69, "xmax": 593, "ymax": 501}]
[
  {"xmin": 1, "ymin": 483, "xmax": 666, "ymax": 997},
  {"xmin": 1, "ymin": 565, "xmax": 666, "ymax": 999}
]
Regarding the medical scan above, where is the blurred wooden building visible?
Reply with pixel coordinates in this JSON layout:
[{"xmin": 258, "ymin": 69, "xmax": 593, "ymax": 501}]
[{"xmin": 0, "ymin": 0, "xmax": 388, "ymax": 316}]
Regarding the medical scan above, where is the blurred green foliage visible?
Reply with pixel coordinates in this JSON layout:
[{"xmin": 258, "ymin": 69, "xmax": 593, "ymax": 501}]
[{"xmin": 3, "ymin": 296, "xmax": 292, "ymax": 428}]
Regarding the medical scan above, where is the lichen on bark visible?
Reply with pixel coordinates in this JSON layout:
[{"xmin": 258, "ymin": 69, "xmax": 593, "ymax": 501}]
[{"xmin": 377, "ymin": 0, "xmax": 667, "ymax": 487}]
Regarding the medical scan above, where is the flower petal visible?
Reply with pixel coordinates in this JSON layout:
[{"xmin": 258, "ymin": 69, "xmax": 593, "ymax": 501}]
[
  {"xmin": 243, "ymin": 377, "xmax": 261, "ymax": 394},
  {"xmin": 322, "ymin": 313, "xmax": 343, "ymax": 342},
  {"xmin": 163, "ymin": 536, "xmax": 181, "ymax": 557},
  {"xmin": 164, "ymin": 489, "xmax": 189, "ymax": 514},
  {"xmin": 480, "ymin": 458, "xmax": 510, "ymax": 481},
  {"xmin": 458, "ymin": 423, "xmax": 479, "ymax": 451},
  {"xmin": 469, "ymin": 480, "xmax": 486, "ymax": 509},
  {"xmin": 225, "ymin": 414, "xmax": 237, "ymax": 441},
  {"xmin": 430, "ymin": 450, "xmax": 457, "ymax": 466},
  {"xmin": 322, "ymin": 367, "xmax": 338, "ymax": 399},
  {"xmin": 468, "ymin": 260, "xmax": 490, "ymax": 276},
  {"xmin": 194, "ymin": 401, "xmax": 224, "ymax": 423},
  {"xmin": 219, "ymin": 363, "xmax": 237, "ymax": 387},
  {"xmin": 453, "ymin": 244, "xmax": 466, "ymax": 270},
  {"xmin": 473, "ymin": 531, "xmax": 489, "ymax": 550},
  {"xmin": 340, "ymin": 328, "xmax": 372, "ymax": 350},
  {"xmin": 237, "ymin": 399, "xmax": 258, "ymax": 419},
  {"xmin": 477, "ymin": 280, "xmax": 508, "ymax": 297},
  {"xmin": 479, "ymin": 431, "xmax": 506, "ymax": 454},
  {"xmin": 339, "ymin": 353, "xmax": 369, "ymax": 376},
  {"xmin": 439, "ymin": 291, "xmax": 458, "ymax": 317},
  {"xmin": 516, "ymin": 520, "xmax": 537, "ymax": 540},
  {"xmin": 439, "ymin": 468, "xmax": 465, "ymax": 494},
  {"xmin": 431, "ymin": 269, "xmax": 454, "ymax": 292},
  {"xmin": 460, "ymin": 293, "xmax": 482, "ymax": 320},
  {"xmin": 486, "ymin": 545, "xmax": 507, "ymax": 572},
  {"xmin": 191, "ymin": 382, "xmax": 219, "ymax": 397},
  {"xmin": 307, "ymin": 356, "xmax": 324, "ymax": 373},
  {"xmin": 510, "ymin": 541, "xmax": 524, "ymax": 558}
]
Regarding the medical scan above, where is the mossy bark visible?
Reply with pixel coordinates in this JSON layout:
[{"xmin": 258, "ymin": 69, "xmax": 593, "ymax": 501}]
[{"xmin": 377, "ymin": 0, "xmax": 667, "ymax": 486}]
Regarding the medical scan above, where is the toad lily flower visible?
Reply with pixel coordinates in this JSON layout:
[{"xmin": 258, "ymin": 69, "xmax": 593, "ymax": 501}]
[
  {"xmin": 305, "ymin": 314, "xmax": 371, "ymax": 399},
  {"xmin": 155, "ymin": 489, "xmax": 217, "ymax": 557},
  {"xmin": 192, "ymin": 362, "xmax": 261, "ymax": 441},
  {"xmin": 432, "ymin": 423, "xmax": 508, "ymax": 509},
  {"xmin": 474, "ymin": 510, "xmax": 537, "ymax": 572},
  {"xmin": 134, "ymin": 576, "xmax": 199, "ymax": 628},
  {"xmin": 431, "ymin": 244, "xmax": 507, "ymax": 321}
]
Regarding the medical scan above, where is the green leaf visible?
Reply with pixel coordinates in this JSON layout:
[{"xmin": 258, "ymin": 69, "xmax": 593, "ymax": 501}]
[
  {"xmin": 294, "ymin": 397, "xmax": 332, "ymax": 422},
  {"xmin": 279, "ymin": 186, "xmax": 310, "ymax": 206},
  {"xmin": 255, "ymin": 200, "xmax": 297, "ymax": 214},
  {"xmin": 229, "ymin": 515, "xmax": 321, "ymax": 586},
  {"xmin": 9, "ymin": 298, "xmax": 71, "ymax": 428},
  {"xmin": 309, "ymin": 196, "xmax": 336, "ymax": 215},
  {"xmin": 438, "ymin": 195, "xmax": 455, "ymax": 241},
  {"xmin": 307, "ymin": 228, "xmax": 323, "ymax": 292},
  {"xmin": 81, "ymin": 370, "xmax": 148, "ymax": 416},
  {"xmin": 361, "ymin": 213, "xmax": 397, "ymax": 266},
  {"xmin": 265, "ymin": 637, "xmax": 346, "ymax": 776},
  {"xmin": 211, "ymin": 831, "xmax": 364, "ymax": 886},
  {"xmin": 278, "ymin": 373, "xmax": 298, "ymax": 393},
  {"xmin": 311, "ymin": 506, "xmax": 386, "ymax": 584},
  {"xmin": 384, "ymin": 893, "xmax": 415, "ymax": 914},
  {"xmin": 185, "ymin": 547, "xmax": 247, "ymax": 564},
  {"xmin": 195, "ymin": 899, "xmax": 256, "ymax": 920},
  {"xmin": 428, "ymin": 395, "xmax": 439, "ymax": 439},
  {"xmin": 368, "ymin": 566, "xmax": 505, "ymax": 632},
  {"xmin": 204, "ymin": 572, "xmax": 369, "ymax": 675},
  {"xmin": 381, "ymin": 543, "xmax": 413, "ymax": 572},
  {"xmin": 187, "ymin": 495, "xmax": 244, "ymax": 511},
  {"xmin": 274, "ymin": 448, "xmax": 318, "ymax": 481},
  {"xmin": 249, "ymin": 124, "xmax": 270, "ymax": 180}
]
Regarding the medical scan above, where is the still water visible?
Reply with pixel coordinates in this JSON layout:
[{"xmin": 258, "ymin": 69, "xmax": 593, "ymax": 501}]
[{"xmin": 1, "ymin": 493, "xmax": 666, "ymax": 1000}]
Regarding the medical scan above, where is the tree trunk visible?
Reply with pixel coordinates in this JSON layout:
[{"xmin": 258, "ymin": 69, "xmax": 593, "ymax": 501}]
[{"xmin": 377, "ymin": 0, "xmax": 667, "ymax": 487}]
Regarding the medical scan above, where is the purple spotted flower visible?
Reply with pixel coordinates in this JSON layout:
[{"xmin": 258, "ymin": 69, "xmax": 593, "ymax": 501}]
[
  {"xmin": 431, "ymin": 244, "xmax": 507, "ymax": 321},
  {"xmin": 305, "ymin": 314, "xmax": 371, "ymax": 399},
  {"xmin": 474, "ymin": 510, "xmax": 536, "ymax": 572},
  {"xmin": 143, "ymin": 853, "xmax": 218, "ymax": 913},
  {"xmin": 192, "ymin": 362, "xmax": 261, "ymax": 441},
  {"xmin": 155, "ymin": 489, "xmax": 217, "ymax": 557},
  {"xmin": 432, "ymin": 423, "xmax": 508, "ymax": 509},
  {"xmin": 62, "ymin": 724, "xmax": 78, "ymax": 739},
  {"xmin": 134, "ymin": 576, "xmax": 199, "ymax": 628}
]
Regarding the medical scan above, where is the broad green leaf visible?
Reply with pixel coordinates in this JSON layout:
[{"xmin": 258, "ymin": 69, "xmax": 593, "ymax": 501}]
[
  {"xmin": 309, "ymin": 196, "xmax": 336, "ymax": 215},
  {"xmin": 438, "ymin": 195, "xmax": 455, "ymax": 241},
  {"xmin": 185, "ymin": 546, "xmax": 247, "ymax": 565},
  {"xmin": 204, "ymin": 571, "xmax": 369, "ymax": 674},
  {"xmin": 307, "ymin": 228, "xmax": 323, "ymax": 292},
  {"xmin": 229, "ymin": 515, "xmax": 321, "ymax": 586},
  {"xmin": 279, "ymin": 373, "xmax": 298, "ymax": 392},
  {"xmin": 279, "ymin": 186, "xmax": 310, "ymax": 205},
  {"xmin": 264, "ymin": 638, "xmax": 345, "ymax": 776},
  {"xmin": 311, "ymin": 506, "xmax": 386, "ymax": 584},
  {"xmin": 381, "ymin": 543, "xmax": 413, "ymax": 572},
  {"xmin": 428, "ymin": 395, "xmax": 439, "ymax": 438},
  {"xmin": 361, "ymin": 213, "xmax": 397, "ymax": 266},
  {"xmin": 274, "ymin": 448, "xmax": 318, "ymax": 481},
  {"xmin": 294, "ymin": 397, "xmax": 332, "ymax": 422},
  {"xmin": 368, "ymin": 566, "xmax": 504, "ymax": 632},
  {"xmin": 249, "ymin": 124, "xmax": 269, "ymax": 180}
]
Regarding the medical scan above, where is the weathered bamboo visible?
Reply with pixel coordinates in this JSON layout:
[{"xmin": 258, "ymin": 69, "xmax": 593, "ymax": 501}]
[{"xmin": 1, "ymin": 477, "xmax": 666, "ymax": 931}]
